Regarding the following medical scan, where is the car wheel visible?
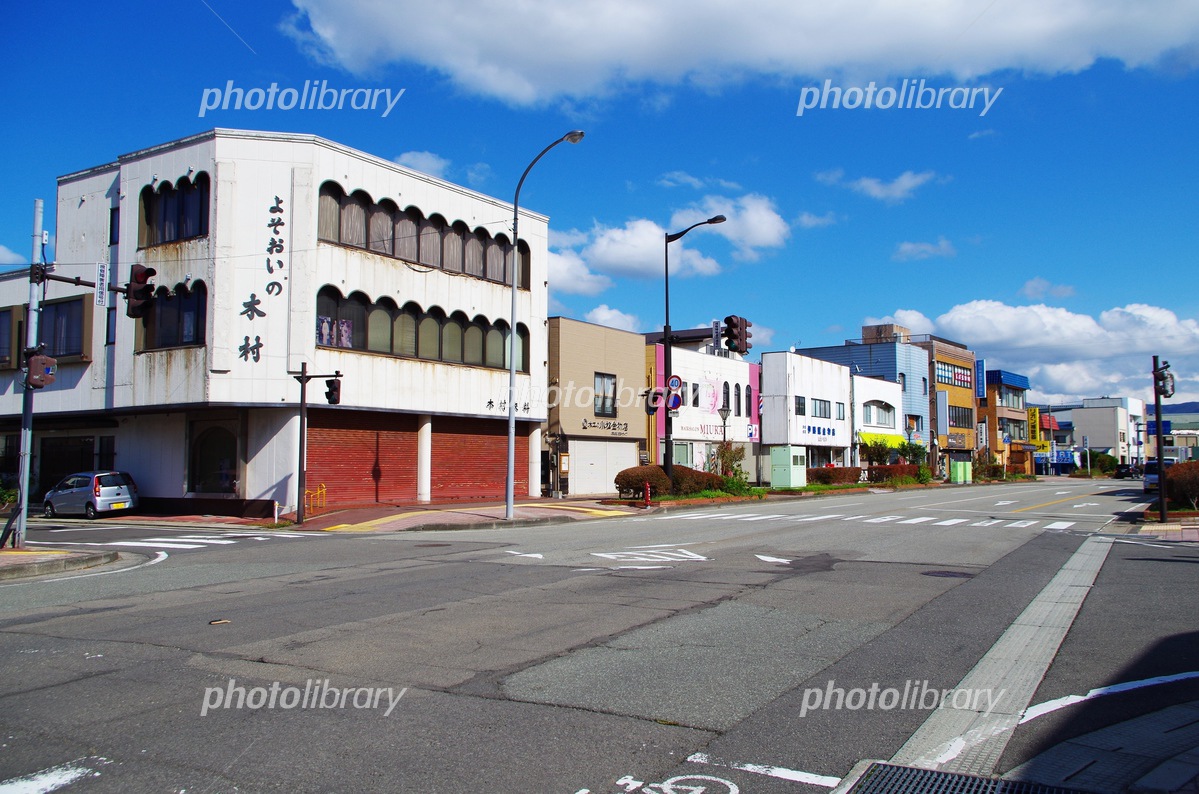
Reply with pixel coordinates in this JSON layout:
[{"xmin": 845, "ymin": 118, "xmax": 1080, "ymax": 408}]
[
  {"xmin": 43, "ymin": 502, "xmax": 55, "ymax": 518},
  {"xmin": 85, "ymin": 503, "xmax": 98, "ymax": 520}
]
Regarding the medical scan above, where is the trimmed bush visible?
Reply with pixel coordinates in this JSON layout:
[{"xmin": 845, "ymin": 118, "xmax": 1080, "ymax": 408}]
[
  {"xmin": 671, "ymin": 465, "xmax": 725, "ymax": 495},
  {"xmin": 1167, "ymin": 461, "xmax": 1199, "ymax": 511},
  {"xmin": 614, "ymin": 465, "xmax": 672, "ymax": 499},
  {"xmin": 866, "ymin": 464, "xmax": 918, "ymax": 483},
  {"xmin": 806, "ymin": 467, "xmax": 863, "ymax": 485}
]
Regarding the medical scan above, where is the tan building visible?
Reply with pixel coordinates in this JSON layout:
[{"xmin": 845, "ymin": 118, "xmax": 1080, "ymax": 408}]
[
  {"xmin": 908, "ymin": 332, "xmax": 978, "ymax": 474},
  {"xmin": 545, "ymin": 317, "xmax": 649, "ymax": 495},
  {"xmin": 978, "ymin": 370, "xmax": 1034, "ymax": 474}
]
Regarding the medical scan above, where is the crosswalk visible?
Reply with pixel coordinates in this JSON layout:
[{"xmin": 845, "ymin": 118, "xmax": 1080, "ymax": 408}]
[
  {"xmin": 27, "ymin": 532, "xmax": 314, "ymax": 552},
  {"xmin": 656, "ymin": 511, "xmax": 1078, "ymax": 531}
]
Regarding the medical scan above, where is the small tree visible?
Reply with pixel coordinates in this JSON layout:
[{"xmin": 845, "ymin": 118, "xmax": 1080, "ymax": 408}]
[
  {"xmin": 1167, "ymin": 461, "xmax": 1199, "ymax": 511},
  {"xmin": 863, "ymin": 440, "xmax": 893, "ymax": 466},
  {"xmin": 897, "ymin": 441, "xmax": 927, "ymax": 466}
]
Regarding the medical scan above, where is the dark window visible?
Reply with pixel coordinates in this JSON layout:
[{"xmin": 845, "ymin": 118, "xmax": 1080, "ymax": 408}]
[
  {"xmin": 795, "ymin": 396, "xmax": 806, "ymax": 416},
  {"xmin": 144, "ymin": 282, "xmax": 207, "ymax": 349},
  {"xmin": 594, "ymin": 373, "xmax": 617, "ymax": 417},
  {"xmin": 39, "ymin": 298, "xmax": 85, "ymax": 356},
  {"xmin": 138, "ymin": 173, "xmax": 210, "ymax": 247},
  {"xmin": 109, "ymin": 207, "xmax": 119, "ymax": 246}
]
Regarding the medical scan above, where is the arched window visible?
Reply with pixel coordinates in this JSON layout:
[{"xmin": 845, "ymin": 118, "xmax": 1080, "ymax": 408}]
[
  {"xmin": 138, "ymin": 186, "xmax": 159, "ymax": 247},
  {"xmin": 443, "ymin": 222, "xmax": 466, "ymax": 273},
  {"xmin": 517, "ymin": 241, "xmax": 531, "ymax": 290},
  {"xmin": 316, "ymin": 286, "xmax": 341, "ymax": 347},
  {"xmin": 318, "ymin": 182, "xmax": 343, "ymax": 242},
  {"xmin": 516, "ymin": 324, "xmax": 530, "ymax": 373},
  {"xmin": 486, "ymin": 237, "xmax": 507, "ymax": 282},
  {"xmin": 419, "ymin": 216, "xmax": 443, "ymax": 268},
  {"xmin": 745, "ymin": 385, "xmax": 753, "ymax": 417},
  {"xmin": 341, "ymin": 292, "xmax": 369, "ymax": 349},
  {"xmin": 142, "ymin": 282, "xmax": 208, "ymax": 350},
  {"xmin": 465, "ymin": 231, "xmax": 485, "ymax": 278},
  {"xmin": 369, "ymin": 201, "xmax": 396, "ymax": 255},
  {"xmin": 735, "ymin": 384, "xmax": 742, "ymax": 416},
  {"xmin": 722, "ymin": 382, "xmax": 730, "ymax": 409},
  {"xmin": 418, "ymin": 310, "xmax": 441, "ymax": 359},
  {"xmin": 442, "ymin": 312, "xmax": 465, "ymax": 362},
  {"xmin": 394, "ymin": 208, "xmax": 419, "ymax": 261},
  {"xmin": 395, "ymin": 303, "xmax": 419, "ymax": 356},
  {"xmin": 367, "ymin": 301, "xmax": 395, "ymax": 353},
  {"xmin": 340, "ymin": 191, "xmax": 369, "ymax": 248},
  {"xmin": 464, "ymin": 319, "xmax": 485, "ymax": 365},
  {"xmin": 485, "ymin": 325, "xmax": 505, "ymax": 368},
  {"xmin": 898, "ymin": 372, "xmax": 906, "ymax": 392}
]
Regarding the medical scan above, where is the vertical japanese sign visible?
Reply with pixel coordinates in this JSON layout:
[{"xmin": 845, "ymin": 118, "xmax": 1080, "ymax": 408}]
[{"xmin": 238, "ymin": 195, "xmax": 288, "ymax": 364}]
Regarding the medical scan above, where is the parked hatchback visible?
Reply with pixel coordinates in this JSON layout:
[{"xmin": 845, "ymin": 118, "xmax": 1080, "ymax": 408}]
[
  {"xmin": 43, "ymin": 471, "xmax": 139, "ymax": 519},
  {"xmin": 1142, "ymin": 461, "xmax": 1175, "ymax": 493}
]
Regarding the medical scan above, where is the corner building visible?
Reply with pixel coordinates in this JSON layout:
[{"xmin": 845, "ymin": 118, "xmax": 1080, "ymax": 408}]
[{"xmin": 0, "ymin": 129, "xmax": 552, "ymax": 515}]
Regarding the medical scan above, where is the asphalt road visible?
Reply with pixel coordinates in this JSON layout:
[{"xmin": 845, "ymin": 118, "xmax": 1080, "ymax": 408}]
[{"xmin": 0, "ymin": 479, "xmax": 1192, "ymax": 793}]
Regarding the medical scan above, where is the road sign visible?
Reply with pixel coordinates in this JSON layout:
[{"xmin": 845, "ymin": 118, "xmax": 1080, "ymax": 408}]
[
  {"xmin": 666, "ymin": 392, "xmax": 683, "ymax": 410},
  {"xmin": 667, "ymin": 374, "xmax": 682, "ymax": 391},
  {"xmin": 1147, "ymin": 421, "xmax": 1172, "ymax": 435},
  {"xmin": 95, "ymin": 262, "xmax": 108, "ymax": 307}
]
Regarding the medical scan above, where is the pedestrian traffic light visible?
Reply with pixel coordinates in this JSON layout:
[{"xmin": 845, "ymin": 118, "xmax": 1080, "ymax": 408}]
[
  {"xmin": 1155, "ymin": 362, "xmax": 1175, "ymax": 398},
  {"xmin": 325, "ymin": 378, "xmax": 341, "ymax": 404},
  {"xmin": 644, "ymin": 388, "xmax": 664, "ymax": 416},
  {"xmin": 723, "ymin": 315, "xmax": 743, "ymax": 353},
  {"xmin": 125, "ymin": 264, "xmax": 157, "ymax": 318},
  {"xmin": 24, "ymin": 353, "xmax": 56, "ymax": 389},
  {"xmin": 739, "ymin": 318, "xmax": 753, "ymax": 354}
]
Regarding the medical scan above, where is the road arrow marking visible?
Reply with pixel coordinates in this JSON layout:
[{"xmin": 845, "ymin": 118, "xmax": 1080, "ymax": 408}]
[
  {"xmin": 505, "ymin": 551, "xmax": 544, "ymax": 559},
  {"xmin": 755, "ymin": 554, "xmax": 792, "ymax": 564}
]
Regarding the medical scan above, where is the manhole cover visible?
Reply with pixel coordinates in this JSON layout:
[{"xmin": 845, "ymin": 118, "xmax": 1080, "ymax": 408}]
[{"xmin": 922, "ymin": 570, "xmax": 975, "ymax": 578}]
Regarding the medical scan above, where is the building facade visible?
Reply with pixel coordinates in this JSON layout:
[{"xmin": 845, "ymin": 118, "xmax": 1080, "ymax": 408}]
[
  {"xmin": 544, "ymin": 317, "xmax": 647, "ymax": 496},
  {"xmin": 908, "ymin": 330, "xmax": 978, "ymax": 474},
  {"xmin": 797, "ymin": 324, "xmax": 931, "ymax": 457},
  {"xmin": 978, "ymin": 370, "xmax": 1033, "ymax": 474},
  {"xmin": 0, "ymin": 129, "xmax": 554, "ymax": 515},
  {"xmin": 646, "ymin": 328, "xmax": 760, "ymax": 480}
]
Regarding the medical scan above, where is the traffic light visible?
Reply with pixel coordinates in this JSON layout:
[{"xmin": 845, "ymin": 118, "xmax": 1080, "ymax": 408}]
[
  {"xmin": 1155, "ymin": 362, "xmax": 1175, "ymax": 398},
  {"xmin": 722, "ymin": 315, "xmax": 743, "ymax": 353},
  {"xmin": 739, "ymin": 318, "xmax": 753, "ymax": 354},
  {"xmin": 125, "ymin": 264, "xmax": 157, "ymax": 318},
  {"xmin": 24, "ymin": 353, "xmax": 56, "ymax": 389},
  {"xmin": 325, "ymin": 378, "xmax": 341, "ymax": 404},
  {"xmin": 644, "ymin": 388, "xmax": 664, "ymax": 416}
]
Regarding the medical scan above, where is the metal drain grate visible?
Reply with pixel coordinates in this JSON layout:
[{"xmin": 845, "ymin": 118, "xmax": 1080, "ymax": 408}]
[{"xmin": 844, "ymin": 763, "xmax": 1095, "ymax": 794}]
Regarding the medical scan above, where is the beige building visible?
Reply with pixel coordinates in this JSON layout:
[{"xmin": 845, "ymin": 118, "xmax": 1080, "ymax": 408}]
[{"xmin": 545, "ymin": 318, "xmax": 649, "ymax": 496}]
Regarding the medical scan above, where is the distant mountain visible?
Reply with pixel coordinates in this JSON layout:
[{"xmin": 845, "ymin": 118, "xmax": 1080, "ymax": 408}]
[{"xmin": 1162, "ymin": 401, "xmax": 1199, "ymax": 414}]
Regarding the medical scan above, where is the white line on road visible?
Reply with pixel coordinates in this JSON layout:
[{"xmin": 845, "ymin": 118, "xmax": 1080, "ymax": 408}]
[
  {"xmin": 687, "ymin": 753, "xmax": 841, "ymax": 787},
  {"xmin": 0, "ymin": 755, "xmax": 110, "ymax": 792},
  {"xmin": 891, "ymin": 534, "xmax": 1113, "ymax": 774}
]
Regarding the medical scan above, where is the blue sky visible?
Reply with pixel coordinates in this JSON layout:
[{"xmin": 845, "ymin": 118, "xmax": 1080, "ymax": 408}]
[{"xmin": 2, "ymin": 1, "xmax": 1197, "ymax": 404}]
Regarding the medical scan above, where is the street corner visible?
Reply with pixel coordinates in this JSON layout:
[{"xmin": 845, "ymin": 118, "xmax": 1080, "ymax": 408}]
[
  {"xmin": 0, "ymin": 548, "xmax": 120, "ymax": 582},
  {"xmin": 513, "ymin": 500, "xmax": 644, "ymax": 520}
]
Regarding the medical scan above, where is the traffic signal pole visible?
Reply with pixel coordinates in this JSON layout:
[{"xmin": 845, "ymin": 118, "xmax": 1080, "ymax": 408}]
[
  {"xmin": 293, "ymin": 364, "xmax": 341, "ymax": 525},
  {"xmin": 6, "ymin": 201, "xmax": 44, "ymax": 549}
]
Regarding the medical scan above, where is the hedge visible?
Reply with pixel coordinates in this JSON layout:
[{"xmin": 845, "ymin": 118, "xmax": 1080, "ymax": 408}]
[
  {"xmin": 671, "ymin": 465, "xmax": 725, "ymax": 495},
  {"xmin": 865, "ymin": 464, "xmax": 918, "ymax": 483},
  {"xmin": 806, "ymin": 467, "xmax": 862, "ymax": 485},
  {"xmin": 614, "ymin": 465, "xmax": 672, "ymax": 498}
]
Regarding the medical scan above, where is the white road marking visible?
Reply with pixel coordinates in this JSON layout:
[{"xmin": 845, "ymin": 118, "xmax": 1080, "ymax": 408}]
[
  {"xmin": 864, "ymin": 515, "xmax": 903, "ymax": 523},
  {"xmin": 969, "ymin": 520, "xmax": 1004, "ymax": 526},
  {"xmin": 505, "ymin": 551, "xmax": 543, "ymax": 559},
  {"xmin": 1021, "ymin": 671, "xmax": 1199, "ymax": 724},
  {"xmin": 688, "ymin": 753, "xmax": 841, "ymax": 787},
  {"xmin": 1006, "ymin": 520, "xmax": 1038, "ymax": 528},
  {"xmin": 755, "ymin": 555, "xmax": 791, "ymax": 564},
  {"xmin": 898, "ymin": 517, "xmax": 935, "ymax": 524},
  {"xmin": 798, "ymin": 514, "xmax": 843, "ymax": 521},
  {"xmin": 1044, "ymin": 522, "xmax": 1075, "ymax": 530},
  {"xmin": 0, "ymin": 755, "xmax": 110, "ymax": 792},
  {"xmin": 740, "ymin": 514, "xmax": 789, "ymax": 521},
  {"xmin": 933, "ymin": 518, "xmax": 970, "ymax": 526}
]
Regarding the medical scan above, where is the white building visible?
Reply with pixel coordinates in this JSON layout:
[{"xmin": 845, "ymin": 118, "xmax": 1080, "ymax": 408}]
[
  {"xmin": 1068, "ymin": 397, "xmax": 1146, "ymax": 464},
  {"xmin": 0, "ymin": 129, "xmax": 553, "ymax": 515},
  {"xmin": 647, "ymin": 328, "xmax": 760, "ymax": 480},
  {"xmin": 760, "ymin": 351, "xmax": 903, "ymax": 473}
]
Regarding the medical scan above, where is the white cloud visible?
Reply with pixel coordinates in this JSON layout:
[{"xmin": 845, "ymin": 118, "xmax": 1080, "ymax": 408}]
[
  {"xmin": 798, "ymin": 211, "xmax": 837, "ymax": 229},
  {"xmin": 582, "ymin": 217, "xmax": 723, "ymax": 279},
  {"xmin": 873, "ymin": 300, "xmax": 1199, "ymax": 403},
  {"xmin": 394, "ymin": 151, "xmax": 451, "ymax": 179},
  {"xmin": 658, "ymin": 171, "xmax": 705, "ymax": 189},
  {"xmin": 1020, "ymin": 277, "xmax": 1076, "ymax": 300},
  {"xmin": 547, "ymin": 249, "xmax": 613, "ymax": 296},
  {"xmin": 670, "ymin": 194, "xmax": 790, "ymax": 261},
  {"xmin": 284, "ymin": 1, "xmax": 1199, "ymax": 104},
  {"xmin": 850, "ymin": 171, "xmax": 938, "ymax": 203},
  {"xmin": 585, "ymin": 304, "xmax": 640, "ymax": 332},
  {"xmin": 893, "ymin": 237, "xmax": 956, "ymax": 261},
  {"xmin": 0, "ymin": 245, "xmax": 25, "ymax": 266}
]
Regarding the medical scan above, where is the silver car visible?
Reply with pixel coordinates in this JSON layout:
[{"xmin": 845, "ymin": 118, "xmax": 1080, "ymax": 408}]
[
  {"xmin": 43, "ymin": 471, "xmax": 139, "ymax": 519},
  {"xmin": 1142, "ymin": 460, "xmax": 1175, "ymax": 494}
]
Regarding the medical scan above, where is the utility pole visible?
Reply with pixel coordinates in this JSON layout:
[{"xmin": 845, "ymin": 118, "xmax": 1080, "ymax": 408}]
[{"xmin": 10, "ymin": 201, "xmax": 44, "ymax": 549}]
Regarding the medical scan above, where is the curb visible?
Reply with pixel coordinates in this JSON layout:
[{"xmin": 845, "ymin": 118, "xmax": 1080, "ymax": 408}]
[{"xmin": 0, "ymin": 550, "xmax": 120, "ymax": 582}]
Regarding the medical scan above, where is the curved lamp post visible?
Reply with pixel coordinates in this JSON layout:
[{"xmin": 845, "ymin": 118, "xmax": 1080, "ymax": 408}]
[
  {"xmin": 662, "ymin": 214, "xmax": 726, "ymax": 477},
  {"xmin": 506, "ymin": 130, "xmax": 585, "ymax": 520}
]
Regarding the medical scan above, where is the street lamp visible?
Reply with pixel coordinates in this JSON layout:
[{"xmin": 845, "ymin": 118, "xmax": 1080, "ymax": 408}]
[
  {"xmin": 662, "ymin": 214, "xmax": 726, "ymax": 477},
  {"xmin": 718, "ymin": 405, "xmax": 731, "ymax": 443},
  {"xmin": 505, "ymin": 130, "xmax": 585, "ymax": 521}
]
